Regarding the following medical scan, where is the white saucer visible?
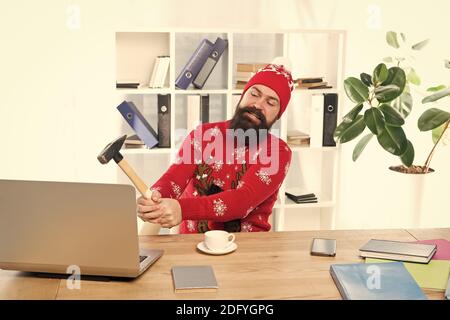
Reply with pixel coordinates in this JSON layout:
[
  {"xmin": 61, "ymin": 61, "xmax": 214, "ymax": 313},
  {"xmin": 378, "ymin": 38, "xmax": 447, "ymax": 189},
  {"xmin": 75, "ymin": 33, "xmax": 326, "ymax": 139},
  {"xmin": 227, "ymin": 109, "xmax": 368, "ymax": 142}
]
[{"xmin": 197, "ymin": 241, "xmax": 237, "ymax": 255}]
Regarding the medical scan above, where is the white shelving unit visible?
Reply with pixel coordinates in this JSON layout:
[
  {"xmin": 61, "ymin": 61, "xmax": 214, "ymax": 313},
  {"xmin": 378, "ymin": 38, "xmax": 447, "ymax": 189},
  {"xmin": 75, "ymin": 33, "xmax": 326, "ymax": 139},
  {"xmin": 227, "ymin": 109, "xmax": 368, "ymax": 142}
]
[{"xmin": 115, "ymin": 28, "xmax": 347, "ymax": 232}]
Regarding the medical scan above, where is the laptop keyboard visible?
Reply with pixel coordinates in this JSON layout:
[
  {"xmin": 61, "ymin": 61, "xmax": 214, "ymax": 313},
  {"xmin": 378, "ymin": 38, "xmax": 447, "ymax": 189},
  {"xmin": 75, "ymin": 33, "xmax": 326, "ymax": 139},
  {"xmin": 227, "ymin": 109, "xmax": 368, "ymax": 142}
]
[{"xmin": 139, "ymin": 255, "xmax": 148, "ymax": 263}]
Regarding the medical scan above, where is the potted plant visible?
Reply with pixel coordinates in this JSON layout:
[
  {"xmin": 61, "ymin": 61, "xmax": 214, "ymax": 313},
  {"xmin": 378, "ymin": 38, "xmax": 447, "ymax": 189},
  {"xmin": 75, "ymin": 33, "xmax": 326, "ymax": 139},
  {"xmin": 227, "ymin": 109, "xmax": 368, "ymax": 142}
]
[
  {"xmin": 334, "ymin": 31, "xmax": 449, "ymax": 174},
  {"xmin": 333, "ymin": 31, "xmax": 449, "ymax": 227}
]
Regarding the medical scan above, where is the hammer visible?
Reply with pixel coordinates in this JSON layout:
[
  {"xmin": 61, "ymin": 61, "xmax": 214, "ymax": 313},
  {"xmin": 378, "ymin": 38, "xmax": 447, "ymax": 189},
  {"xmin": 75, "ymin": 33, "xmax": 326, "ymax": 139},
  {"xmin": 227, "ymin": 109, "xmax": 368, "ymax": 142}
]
[{"xmin": 97, "ymin": 135, "xmax": 154, "ymax": 199}]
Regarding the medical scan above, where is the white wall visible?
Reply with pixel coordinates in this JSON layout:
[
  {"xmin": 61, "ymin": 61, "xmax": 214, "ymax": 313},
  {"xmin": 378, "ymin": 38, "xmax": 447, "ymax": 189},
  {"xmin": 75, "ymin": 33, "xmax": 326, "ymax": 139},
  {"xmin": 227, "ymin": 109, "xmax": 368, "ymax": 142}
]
[{"xmin": 1, "ymin": 0, "xmax": 449, "ymax": 229}]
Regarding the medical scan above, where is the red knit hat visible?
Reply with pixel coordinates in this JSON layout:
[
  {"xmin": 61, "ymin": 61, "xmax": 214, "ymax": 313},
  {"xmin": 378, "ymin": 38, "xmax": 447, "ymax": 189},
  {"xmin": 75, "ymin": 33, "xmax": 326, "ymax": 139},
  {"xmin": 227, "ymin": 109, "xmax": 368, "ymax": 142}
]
[{"xmin": 242, "ymin": 64, "xmax": 294, "ymax": 119}]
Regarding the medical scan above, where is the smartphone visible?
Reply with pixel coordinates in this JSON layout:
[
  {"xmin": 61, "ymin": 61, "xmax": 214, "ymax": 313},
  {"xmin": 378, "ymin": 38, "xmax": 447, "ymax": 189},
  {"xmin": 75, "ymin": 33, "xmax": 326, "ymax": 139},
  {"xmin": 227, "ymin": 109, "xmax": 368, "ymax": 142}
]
[{"xmin": 310, "ymin": 238, "xmax": 336, "ymax": 257}]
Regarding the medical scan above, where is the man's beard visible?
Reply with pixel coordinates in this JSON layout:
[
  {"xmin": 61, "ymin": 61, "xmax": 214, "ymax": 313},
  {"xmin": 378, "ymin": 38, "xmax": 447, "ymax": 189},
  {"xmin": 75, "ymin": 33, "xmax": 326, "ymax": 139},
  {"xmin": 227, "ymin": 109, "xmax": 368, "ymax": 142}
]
[{"xmin": 229, "ymin": 105, "xmax": 273, "ymax": 132}]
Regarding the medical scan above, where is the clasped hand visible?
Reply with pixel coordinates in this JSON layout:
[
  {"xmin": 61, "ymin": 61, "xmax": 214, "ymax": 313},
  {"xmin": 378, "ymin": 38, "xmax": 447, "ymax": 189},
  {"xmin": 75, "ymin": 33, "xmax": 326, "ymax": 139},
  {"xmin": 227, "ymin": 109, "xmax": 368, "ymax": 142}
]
[{"xmin": 137, "ymin": 190, "xmax": 182, "ymax": 228}]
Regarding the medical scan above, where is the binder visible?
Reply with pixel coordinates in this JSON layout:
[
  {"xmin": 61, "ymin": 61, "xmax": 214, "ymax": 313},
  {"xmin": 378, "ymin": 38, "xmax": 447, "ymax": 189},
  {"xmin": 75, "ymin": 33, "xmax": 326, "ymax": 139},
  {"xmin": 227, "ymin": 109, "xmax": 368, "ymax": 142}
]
[
  {"xmin": 193, "ymin": 37, "xmax": 228, "ymax": 89},
  {"xmin": 310, "ymin": 94, "xmax": 324, "ymax": 148},
  {"xmin": 200, "ymin": 94, "xmax": 209, "ymax": 123},
  {"xmin": 187, "ymin": 95, "xmax": 201, "ymax": 132},
  {"xmin": 310, "ymin": 93, "xmax": 338, "ymax": 147},
  {"xmin": 155, "ymin": 56, "xmax": 170, "ymax": 88},
  {"xmin": 117, "ymin": 101, "xmax": 159, "ymax": 149},
  {"xmin": 323, "ymin": 93, "xmax": 338, "ymax": 146},
  {"xmin": 157, "ymin": 94, "xmax": 171, "ymax": 148},
  {"xmin": 148, "ymin": 57, "xmax": 160, "ymax": 88},
  {"xmin": 175, "ymin": 39, "xmax": 214, "ymax": 90}
]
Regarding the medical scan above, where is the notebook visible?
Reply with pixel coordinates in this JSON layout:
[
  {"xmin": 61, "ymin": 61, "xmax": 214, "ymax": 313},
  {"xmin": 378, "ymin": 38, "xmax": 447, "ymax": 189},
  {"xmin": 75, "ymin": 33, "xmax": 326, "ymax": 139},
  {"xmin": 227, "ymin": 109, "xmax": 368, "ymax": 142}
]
[
  {"xmin": 171, "ymin": 265, "xmax": 218, "ymax": 293},
  {"xmin": 359, "ymin": 239, "xmax": 436, "ymax": 263},
  {"xmin": 330, "ymin": 262, "xmax": 427, "ymax": 300}
]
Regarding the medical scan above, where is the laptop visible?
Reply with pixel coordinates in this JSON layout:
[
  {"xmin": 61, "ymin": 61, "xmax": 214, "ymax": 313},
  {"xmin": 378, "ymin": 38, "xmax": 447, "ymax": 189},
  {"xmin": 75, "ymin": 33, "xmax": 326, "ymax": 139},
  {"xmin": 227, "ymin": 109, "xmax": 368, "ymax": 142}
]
[{"xmin": 0, "ymin": 179, "xmax": 163, "ymax": 278}]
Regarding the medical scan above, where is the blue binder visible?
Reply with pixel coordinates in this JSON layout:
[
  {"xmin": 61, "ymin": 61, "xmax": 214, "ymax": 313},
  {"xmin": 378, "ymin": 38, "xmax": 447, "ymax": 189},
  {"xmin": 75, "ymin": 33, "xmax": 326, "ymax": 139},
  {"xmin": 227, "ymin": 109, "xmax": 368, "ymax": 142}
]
[
  {"xmin": 193, "ymin": 37, "xmax": 228, "ymax": 89},
  {"xmin": 175, "ymin": 39, "xmax": 214, "ymax": 90},
  {"xmin": 117, "ymin": 101, "xmax": 158, "ymax": 149}
]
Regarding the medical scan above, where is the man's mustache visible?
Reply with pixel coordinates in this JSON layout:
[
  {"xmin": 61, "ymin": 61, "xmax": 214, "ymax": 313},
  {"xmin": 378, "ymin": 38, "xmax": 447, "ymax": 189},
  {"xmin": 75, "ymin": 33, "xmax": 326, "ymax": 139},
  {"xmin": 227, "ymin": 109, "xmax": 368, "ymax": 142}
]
[{"xmin": 238, "ymin": 106, "xmax": 267, "ymax": 124}]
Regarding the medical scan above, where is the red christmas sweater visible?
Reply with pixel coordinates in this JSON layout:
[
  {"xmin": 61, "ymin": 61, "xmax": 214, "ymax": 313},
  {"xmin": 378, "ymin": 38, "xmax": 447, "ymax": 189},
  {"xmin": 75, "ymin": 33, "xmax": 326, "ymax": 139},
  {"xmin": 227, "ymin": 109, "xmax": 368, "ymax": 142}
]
[{"xmin": 150, "ymin": 120, "xmax": 292, "ymax": 233}]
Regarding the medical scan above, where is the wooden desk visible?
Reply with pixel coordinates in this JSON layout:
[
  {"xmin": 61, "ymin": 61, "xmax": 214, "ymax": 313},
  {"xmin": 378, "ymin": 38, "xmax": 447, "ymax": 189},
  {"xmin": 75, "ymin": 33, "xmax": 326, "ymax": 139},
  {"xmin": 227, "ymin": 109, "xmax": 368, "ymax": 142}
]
[{"xmin": 0, "ymin": 228, "xmax": 448, "ymax": 300}]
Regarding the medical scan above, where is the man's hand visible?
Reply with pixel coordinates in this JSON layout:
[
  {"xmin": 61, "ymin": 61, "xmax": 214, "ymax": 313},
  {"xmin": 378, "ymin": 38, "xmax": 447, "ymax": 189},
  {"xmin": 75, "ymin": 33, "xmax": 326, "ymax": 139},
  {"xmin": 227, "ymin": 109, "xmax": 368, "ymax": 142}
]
[
  {"xmin": 137, "ymin": 189, "xmax": 162, "ymax": 222},
  {"xmin": 147, "ymin": 198, "xmax": 182, "ymax": 228},
  {"xmin": 137, "ymin": 191, "xmax": 182, "ymax": 228}
]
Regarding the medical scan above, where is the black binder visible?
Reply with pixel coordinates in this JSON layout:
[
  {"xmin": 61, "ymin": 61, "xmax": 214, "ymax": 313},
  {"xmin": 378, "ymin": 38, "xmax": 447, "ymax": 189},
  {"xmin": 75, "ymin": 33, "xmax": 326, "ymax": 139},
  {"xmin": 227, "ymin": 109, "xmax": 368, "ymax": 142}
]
[
  {"xmin": 200, "ymin": 94, "xmax": 210, "ymax": 124},
  {"xmin": 322, "ymin": 93, "xmax": 338, "ymax": 147},
  {"xmin": 157, "ymin": 94, "xmax": 171, "ymax": 148}
]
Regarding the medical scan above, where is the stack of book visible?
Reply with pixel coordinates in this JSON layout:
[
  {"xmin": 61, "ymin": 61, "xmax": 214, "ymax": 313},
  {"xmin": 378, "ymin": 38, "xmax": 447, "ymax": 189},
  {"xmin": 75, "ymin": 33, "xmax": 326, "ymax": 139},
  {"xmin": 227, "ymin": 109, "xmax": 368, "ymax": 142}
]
[
  {"xmin": 285, "ymin": 191, "xmax": 317, "ymax": 204},
  {"xmin": 116, "ymin": 81, "xmax": 140, "ymax": 89},
  {"xmin": 363, "ymin": 239, "xmax": 450, "ymax": 291},
  {"xmin": 359, "ymin": 239, "xmax": 437, "ymax": 263},
  {"xmin": 294, "ymin": 77, "xmax": 332, "ymax": 90},
  {"xmin": 148, "ymin": 56, "xmax": 170, "ymax": 88},
  {"xmin": 287, "ymin": 130, "xmax": 310, "ymax": 147},
  {"xmin": 332, "ymin": 238, "xmax": 449, "ymax": 300},
  {"xmin": 124, "ymin": 134, "xmax": 145, "ymax": 149},
  {"xmin": 235, "ymin": 63, "xmax": 267, "ymax": 89}
]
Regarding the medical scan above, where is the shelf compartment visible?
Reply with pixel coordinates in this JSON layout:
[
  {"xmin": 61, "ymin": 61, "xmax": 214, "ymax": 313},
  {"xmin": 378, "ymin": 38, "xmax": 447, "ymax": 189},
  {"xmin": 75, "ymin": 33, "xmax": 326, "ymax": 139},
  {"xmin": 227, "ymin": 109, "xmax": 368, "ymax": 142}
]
[{"xmin": 116, "ymin": 32, "xmax": 170, "ymax": 89}]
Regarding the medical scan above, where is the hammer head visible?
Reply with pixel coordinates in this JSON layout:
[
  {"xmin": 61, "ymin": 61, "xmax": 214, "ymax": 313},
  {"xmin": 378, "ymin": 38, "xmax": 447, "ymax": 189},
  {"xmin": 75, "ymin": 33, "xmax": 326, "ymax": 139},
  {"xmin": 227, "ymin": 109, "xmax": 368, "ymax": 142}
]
[{"xmin": 97, "ymin": 135, "xmax": 127, "ymax": 164}]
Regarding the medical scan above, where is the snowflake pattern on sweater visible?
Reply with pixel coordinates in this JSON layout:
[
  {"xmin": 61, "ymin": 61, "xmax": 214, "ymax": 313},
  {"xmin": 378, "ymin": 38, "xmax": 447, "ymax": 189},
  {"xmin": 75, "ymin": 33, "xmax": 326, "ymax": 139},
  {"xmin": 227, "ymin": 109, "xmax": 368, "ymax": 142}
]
[{"xmin": 150, "ymin": 120, "xmax": 292, "ymax": 233}]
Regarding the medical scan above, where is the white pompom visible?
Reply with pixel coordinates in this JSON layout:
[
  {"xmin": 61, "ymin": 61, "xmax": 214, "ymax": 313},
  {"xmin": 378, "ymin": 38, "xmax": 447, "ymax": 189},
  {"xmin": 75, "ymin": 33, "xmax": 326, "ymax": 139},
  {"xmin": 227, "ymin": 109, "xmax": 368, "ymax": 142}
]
[{"xmin": 271, "ymin": 56, "xmax": 292, "ymax": 72}]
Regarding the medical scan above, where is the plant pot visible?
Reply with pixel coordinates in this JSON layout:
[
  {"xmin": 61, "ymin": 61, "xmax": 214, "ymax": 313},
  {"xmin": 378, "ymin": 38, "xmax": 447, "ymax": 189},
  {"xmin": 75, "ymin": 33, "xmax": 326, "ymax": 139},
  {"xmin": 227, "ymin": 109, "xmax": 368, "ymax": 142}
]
[
  {"xmin": 388, "ymin": 165, "xmax": 435, "ymax": 228},
  {"xmin": 389, "ymin": 165, "xmax": 435, "ymax": 175}
]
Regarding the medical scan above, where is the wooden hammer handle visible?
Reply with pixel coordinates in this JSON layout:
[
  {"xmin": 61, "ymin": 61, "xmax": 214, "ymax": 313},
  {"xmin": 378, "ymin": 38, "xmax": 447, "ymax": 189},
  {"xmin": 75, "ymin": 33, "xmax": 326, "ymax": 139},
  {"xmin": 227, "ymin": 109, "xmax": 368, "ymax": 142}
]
[{"xmin": 117, "ymin": 159, "xmax": 149, "ymax": 197}]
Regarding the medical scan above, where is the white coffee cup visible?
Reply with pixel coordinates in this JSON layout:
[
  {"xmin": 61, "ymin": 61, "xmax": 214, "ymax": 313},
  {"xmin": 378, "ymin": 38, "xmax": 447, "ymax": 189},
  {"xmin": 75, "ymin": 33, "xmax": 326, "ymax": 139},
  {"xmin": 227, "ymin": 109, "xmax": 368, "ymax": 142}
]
[{"xmin": 204, "ymin": 230, "xmax": 235, "ymax": 251}]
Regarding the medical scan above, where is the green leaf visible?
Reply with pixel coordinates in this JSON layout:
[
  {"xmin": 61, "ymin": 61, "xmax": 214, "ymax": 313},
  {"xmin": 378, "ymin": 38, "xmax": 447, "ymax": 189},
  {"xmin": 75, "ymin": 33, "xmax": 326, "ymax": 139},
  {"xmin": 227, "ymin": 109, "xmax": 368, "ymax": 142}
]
[
  {"xmin": 400, "ymin": 140, "xmax": 415, "ymax": 167},
  {"xmin": 379, "ymin": 103, "xmax": 405, "ymax": 126},
  {"xmin": 427, "ymin": 85, "xmax": 446, "ymax": 92},
  {"xmin": 377, "ymin": 124, "xmax": 408, "ymax": 155},
  {"xmin": 381, "ymin": 67, "xmax": 406, "ymax": 86},
  {"xmin": 445, "ymin": 59, "xmax": 450, "ymax": 69},
  {"xmin": 400, "ymin": 33, "xmax": 406, "ymax": 42},
  {"xmin": 334, "ymin": 115, "xmax": 366, "ymax": 143},
  {"xmin": 344, "ymin": 77, "xmax": 369, "ymax": 103},
  {"xmin": 422, "ymin": 88, "xmax": 450, "ymax": 103},
  {"xmin": 392, "ymin": 91, "xmax": 413, "ymax": 118},
  {"xmin": 407, "ymin": 68, "xmax": 421, "ymax": 85},
  {"xmin": 375, "ymin": 84, "xmax": 402, "ymax": 103},
  {"xmin": 386, "ymin": 31, "xmax": 400, "ymax": 49},
  {"xmin": 383, "ymin": 57, "xmax": 393, "ymax": 63},
  {"xmin": 412, "ymin": 39, "xmax": 429, "ymax": 50},
  {"xmin": 360, "ymin": 73, "xmax": 372, "ymax": 86},
  {"xmin": 432, "ymin": 123, "xmax": 446, "ymax": 144},
  {"xmin": 352, "ymin": 134, "xmax": 374, "ymax": 161},
  {"xmin": 379, "ymin": 67, "xmax": 406, "ymax": 102},
  {"xmin": 373, "ymin": 63, "xmax": 389, "ymax": 84},
  {"xmin": 364, "ymin": 108, "xmax": 385, "ymax": 135},
  {"xmin": 418, "ymin": 108, "xmax": 450, "ymax": 131},
  {"xmin": 340, "ymin": 103, "xmax": 364, "ymax": 125}
]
